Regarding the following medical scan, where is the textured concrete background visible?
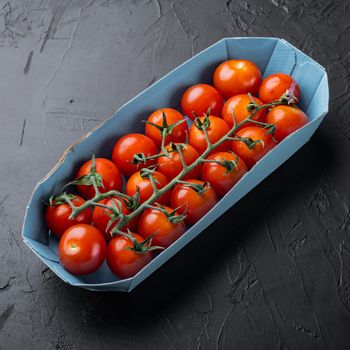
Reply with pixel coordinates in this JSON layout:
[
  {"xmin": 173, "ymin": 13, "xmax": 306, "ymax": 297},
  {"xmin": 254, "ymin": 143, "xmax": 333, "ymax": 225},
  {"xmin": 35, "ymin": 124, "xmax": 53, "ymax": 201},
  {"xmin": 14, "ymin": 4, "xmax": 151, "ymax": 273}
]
[{"xmin": 1, "ymin": 0, "xmax": 350, "ymax": 349}]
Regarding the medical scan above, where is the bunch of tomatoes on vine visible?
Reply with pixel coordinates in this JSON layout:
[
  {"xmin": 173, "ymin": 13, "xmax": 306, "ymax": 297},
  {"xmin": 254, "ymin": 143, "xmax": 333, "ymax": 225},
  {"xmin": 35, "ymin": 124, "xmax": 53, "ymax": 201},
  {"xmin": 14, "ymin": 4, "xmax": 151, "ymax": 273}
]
[{"xmin": 45, "ymin": 59, "xmax": 308, "ymax": 279}]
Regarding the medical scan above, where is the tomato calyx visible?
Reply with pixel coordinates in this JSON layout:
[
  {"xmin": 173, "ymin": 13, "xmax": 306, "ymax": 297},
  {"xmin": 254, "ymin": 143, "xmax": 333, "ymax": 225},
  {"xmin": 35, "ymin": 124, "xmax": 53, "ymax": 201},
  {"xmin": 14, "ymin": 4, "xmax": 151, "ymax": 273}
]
[
  {"xmin": 97, "ymin": 199, "xmax": 125, "ymax": 233},
  {"xmin": 193, "ymin": 113, "xmax": 211, "ymax": 130},
  {"xmin": 203, "ymin": 153, "xmax": 240, "ymax": 174},
  {"xmin": 145, "ymin": 111, "xmax": 186, "ymax": 136},
  {"xmin": 280, "ymin": 89, "xmax": 299, "ymax": 105},
  {"xmin": 168, "ymin": 142, "xmax": 188, "ymax": 153},
  {"xmin": 145, "ymin": 203, "xmax": 187, "ymax": 224},
  {"xmin": 237, "ymin": 136, "xmax": 265, "ymax": 150},
  {"xmin": 132, "ymin": 152, "xmax": 163, "ymax": 165},
  {"xmin": 119, "ymin": 229, "xmax": 164, "ymax": 254},
  {"xmin": 48, "ymin": 192, "xmax": 76, "ymax": 206},
  {"xmin": 139, "ymin": 166, "xmax": 158, "ymax": 180},
  {"xmin": 177, "ymin": 180, "xmax": 209, "ymax": 195},
  {"xmin": 64, "ymin": 155, "xmax": 104, "ymax": 193}
]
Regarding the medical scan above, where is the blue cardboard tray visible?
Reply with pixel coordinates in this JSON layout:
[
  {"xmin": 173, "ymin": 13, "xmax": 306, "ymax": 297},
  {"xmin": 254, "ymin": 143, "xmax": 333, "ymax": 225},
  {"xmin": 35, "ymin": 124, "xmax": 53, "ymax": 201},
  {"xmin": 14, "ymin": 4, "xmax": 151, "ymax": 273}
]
[{"xmin": 22, "ymin": 37, "xmax": 329, "ymax": 292}]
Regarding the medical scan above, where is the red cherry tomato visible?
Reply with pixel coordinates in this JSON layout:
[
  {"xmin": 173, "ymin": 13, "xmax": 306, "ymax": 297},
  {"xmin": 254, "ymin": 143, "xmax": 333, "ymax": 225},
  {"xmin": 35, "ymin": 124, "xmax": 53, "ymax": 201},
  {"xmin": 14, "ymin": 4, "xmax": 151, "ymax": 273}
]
[
  {"xmin": 157, "ymin": 143, "xmax": 202, "ymax": 181},
  {"xmin": 266, "ymin": 105, "xmax": 308, "ymax": 142},
  {"xmin": 107, "ymin": 233, "xmax": 153, "ymax": 279},
  {"xmin": 201, "ymin": 151, "xmax": 248, "ymax": 197},
  {"xmin": 259, "ymin": 73, "xmax": 300, "ymax": 103},
  {"xmin": 112, "ymin": 133, "xmax": 158, "ymax": 177},
  {"xmin": 76, "ymin": 158, "xmax": 123, "ymax": 200},
  {"xmin": 189, "ymin": 116, "xmax": 231, "ymax": 155},
  {"xmin": 181, "ymin": 84, "xmax": 223, "ymax": 120},
  {"xmin": 231, "ymin": 126, "xmax": 277, "ymax": 169},
  {"xmin": 138, "ymin": 206, "xmax": 186, "ymax": 248},
  {"xmin": 45, "ymin": 195, "xmax": 92, "ymax": 239},
  {"xmin": 126, "ymin": 170, "xmax": 170, "ymax": 205},
  {"xmin": 213, "ymin": 60, "xmax": 262, "ymax": 99},
  {"xmin": 92, "ymin": 197, "xmax": 138, "ymax": 241},
  {"xmin": 145, "ymin": 108, "xmax": 188, "ymax": 148},
  {"xmin": 222, "ymin": 94, "xmax": 267, "ymax": 129},
  {"xmin": 58, "ymin": 224, "xmax": 106, "ymax": 275},
  {"xmin": 170, "ymin": 179, "xmax": 218, "ymax": 225}
]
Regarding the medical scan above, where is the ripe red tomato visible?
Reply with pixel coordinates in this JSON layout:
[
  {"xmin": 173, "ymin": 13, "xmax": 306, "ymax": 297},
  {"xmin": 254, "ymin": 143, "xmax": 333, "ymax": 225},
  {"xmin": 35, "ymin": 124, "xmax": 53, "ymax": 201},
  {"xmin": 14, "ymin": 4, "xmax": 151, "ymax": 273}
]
[
  {"xmin": 170, "ymin": 179, "xmax": 218, "ymax": 225},
  {"xmin": 222, "ymin": 94, "xmax": 267, "ymax": 129},
  {"xmin": 126, "ymin": 170, "xmax": 170, "ymax": 205},
  {"xmin": 201, "ymin": 152, "xmax": 248, "ymax": 197},
  {"xmin": 157, "ymin": 143, "xmax": 202, "ymax": 181},
  {"xmin": 189, "ymin": 116, "xmax": 231, "ymax": 155},
  {"xmin": 92, "ymin": 197, "xmax": 138, "ymax": 241},
  {"xmin": 107, "ymin": 233, "xmax": 153, "ymax": 279},
  {"xmin": 266, "ymin": 105, "xmax": 308, "ymax": 142},
  {"xmin": 180, "ymin": 84, "xmax": 223, "ymax": 120},
  {"xmin": 213, "ymin": 60, "xmax": 262, "ymax": 99},
  {"xmin": 45, "ymin": 195, "xmax": 92, "ymax": 239},
  {"xmin": 138, "ymin": 206, "xmax": 186, "ymax": 248},
  {"xmin": 112, "ymin": 133, "xmax": 158, "ymax": 177},
  {"xmin": 76, "ymin": 158, "xmax": 123, "ymax": 200},
  {"xmin": 231, "ymin": 126, "xmax": 277, "ymax": 169},
  {"xmin": 58, "ymin": 224, "xmax": 106, "ymax": 275},
  {"xmin": 259, "ymin": 73, "xmax": 300, "ymax": 103},
  {"xmin": 145, "ymin": 108, "xmax": 188, "ymax": 148}
]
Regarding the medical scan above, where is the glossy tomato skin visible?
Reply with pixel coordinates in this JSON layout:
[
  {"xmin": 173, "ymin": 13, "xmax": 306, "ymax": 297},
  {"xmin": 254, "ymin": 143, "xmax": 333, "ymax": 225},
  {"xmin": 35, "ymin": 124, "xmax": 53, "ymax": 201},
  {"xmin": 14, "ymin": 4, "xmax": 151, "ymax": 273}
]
[
  {"xmin": 58, "ymin": 224, "xmax": 106, "ymax": 275},
  {"xmin": 145, "ymin": 108, "xmax": 188, "ymax": 148},
  {"xmin": 92, "ymin": 197, "xmax": 138, "ymax": 241},
  {"xmin": 76, "ymin": 158, "xmax": 123, "ymax": 200},
  {"xmin": 266, "ymin": 105, "xmax": 308, "ymax": 142},
  {"xmin": 170, "ymin": 179, "xmax": 218, "ymax": 225},
  {"xmin": 222, "ymin": 94, "xmax": 266, "ymax": 129},
  {"xmin": 231, "ymin": 126, "xmax": 277, "ymax": 169},
  {"xmin": 201, "ymin": 152, "xmax": 248, "ymax": 197},
  {"xmin": 259, "ymin": 73, "xmax": 300, "ymax": 103},
  {"xmin": 213, "ymin": 60, "xmax": 262, "ymax": 99},
  {"xmin": 189, "ymin": 116, "xmax": 231, "ymax": 155},
  {"xmin": 107, "ymin": 233, "xmax": 153, "ymax": 279},
  {"xmin": 45, "ymin": 195, "xmax": 92, "ymax": 238},
  {"xmin": 181, "ymin": 84, "xmax": 223, "ymax": 120},
  {"xmin": 157, "ymin": 143, "xmax": 202, "ymax": 181},
  {"xmin": 112, "ymin": 133, "xmax": 158, "ymax": 177},
  {"xmin": 126, "ymin": 170, "xmax": 170, "ymax": 205},
  {"xmin": 138, "ymin": 206, "xmax": 186, "ymax": 248}
]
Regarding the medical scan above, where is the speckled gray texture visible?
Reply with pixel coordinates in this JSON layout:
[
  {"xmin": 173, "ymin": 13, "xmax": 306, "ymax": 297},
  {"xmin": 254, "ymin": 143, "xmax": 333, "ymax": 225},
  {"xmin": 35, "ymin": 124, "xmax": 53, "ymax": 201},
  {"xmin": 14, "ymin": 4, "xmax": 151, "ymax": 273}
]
[{"xmin": 0, "ymin": 0, "xmax": 350, "ymax": 349}]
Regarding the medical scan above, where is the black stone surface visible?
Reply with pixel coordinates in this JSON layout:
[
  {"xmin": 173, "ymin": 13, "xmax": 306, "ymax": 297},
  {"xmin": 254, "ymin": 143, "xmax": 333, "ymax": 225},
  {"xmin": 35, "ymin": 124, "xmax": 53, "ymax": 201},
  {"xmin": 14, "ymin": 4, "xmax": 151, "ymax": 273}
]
[{"xmin": 1, "ymin": 0, "xmax": 350, "ymax": 349}]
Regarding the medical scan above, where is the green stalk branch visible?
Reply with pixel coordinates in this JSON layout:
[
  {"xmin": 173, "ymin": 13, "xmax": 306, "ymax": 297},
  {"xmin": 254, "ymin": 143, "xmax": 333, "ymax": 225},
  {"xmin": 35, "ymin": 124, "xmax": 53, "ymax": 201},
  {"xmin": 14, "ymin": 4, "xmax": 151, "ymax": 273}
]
[{"xmin": 66, "ymin": 95, "xmax": 291, "ymax": 234}]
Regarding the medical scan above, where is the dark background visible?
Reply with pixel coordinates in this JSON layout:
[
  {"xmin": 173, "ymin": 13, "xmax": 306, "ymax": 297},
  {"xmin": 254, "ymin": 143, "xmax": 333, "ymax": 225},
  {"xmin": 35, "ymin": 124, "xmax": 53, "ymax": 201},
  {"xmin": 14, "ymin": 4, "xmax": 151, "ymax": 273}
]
[{"xmin": 1, "ymin": 0, "xmax": 350, "ymax": 349}]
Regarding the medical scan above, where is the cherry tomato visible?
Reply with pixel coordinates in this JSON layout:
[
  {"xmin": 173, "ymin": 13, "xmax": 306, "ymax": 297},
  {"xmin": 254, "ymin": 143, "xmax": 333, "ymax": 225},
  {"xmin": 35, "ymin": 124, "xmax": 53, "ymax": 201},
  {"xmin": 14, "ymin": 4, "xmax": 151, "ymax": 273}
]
[
  {"xmin": 180, "ymin": 84, "xmax": 223, "ymax": 120},
  {"xmin": 107, "ymin": 233, "xmax": 153, "ymax": 279},
  {"xmin": 170, "ymin": 179, "xmax": 218, "ymax": 225},
  {"xmin": 92, "ymin": 197, "xmax": 138, "ymax": 241},
  {"xmin": 222, "ymin": 94, "xmax": 267, "ymax": 129},
  {"xmin": 189, "ymin": 115, "xmax": 231, "ymax": 155},
  {"xmin": 157, "ymin": 143, "xmax": 202, "ymax": 181},
  {"xmin": 138, "ymin": 206, "xmax": 186, "ymax": 248},
  {"xmin": 259, "ymin": 73, "xmax": 300, "ymax": 103},
  {"xmin": 76, "ymin": 158, "xmax": 123, "ymax": 200},
  {"xmin": 231, "ymin": 126, "xmax": 277, "ymax": 169},
  {"xmin": 201, "ymin": 152, "xmax": 248, "ymax": 197},
  {"xmin": 126, "ymin": 170, "xmax": 170, "ymax": 205},
  {"xmin": 266, "ymin": 105, "xmax": 308, "ymax": 142},
  {"xmin": 213, "ymin": 59, "xmax": 262, "ymax": 99},
  {"xmin": 45, "ymin": 195, "xmax": 92, "ymax": 239},
  {"xmin": 58, "ymin": 224, "xmax": 106, "ymax": 275},
  {"xmin": 112, "ymin": 133, "xmax": 158, "ymax": 177},
  {"xmin": 145, "ymin": 108, "xmax": 188, "ymax": 148}
]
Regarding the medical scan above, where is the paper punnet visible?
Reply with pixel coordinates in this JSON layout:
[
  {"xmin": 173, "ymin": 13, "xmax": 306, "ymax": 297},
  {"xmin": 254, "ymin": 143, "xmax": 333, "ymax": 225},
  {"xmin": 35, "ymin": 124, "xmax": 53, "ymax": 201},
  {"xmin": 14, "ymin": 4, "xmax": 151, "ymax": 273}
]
[{"xmin": 22, "ymin": 37, "xmax": 329, "ymax": 292}]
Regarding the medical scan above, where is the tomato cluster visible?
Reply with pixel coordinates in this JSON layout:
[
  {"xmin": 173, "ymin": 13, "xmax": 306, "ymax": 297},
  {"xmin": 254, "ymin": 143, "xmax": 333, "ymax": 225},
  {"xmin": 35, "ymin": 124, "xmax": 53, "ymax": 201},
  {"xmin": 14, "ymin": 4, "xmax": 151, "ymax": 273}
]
[{"xmin": 45, "ymin": 59, "xmax": 308, "ymax": 280}]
